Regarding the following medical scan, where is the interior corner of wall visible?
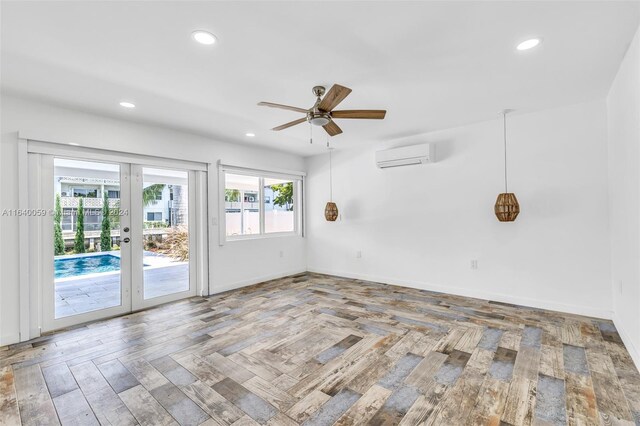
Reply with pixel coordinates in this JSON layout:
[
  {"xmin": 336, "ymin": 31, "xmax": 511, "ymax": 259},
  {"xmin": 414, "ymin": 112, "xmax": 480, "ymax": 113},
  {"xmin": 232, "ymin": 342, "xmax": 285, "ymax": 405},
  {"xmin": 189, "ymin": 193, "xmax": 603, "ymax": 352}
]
[{"xmin": 612, "ymin": 310, "xmax": 640, "ymax": 372}]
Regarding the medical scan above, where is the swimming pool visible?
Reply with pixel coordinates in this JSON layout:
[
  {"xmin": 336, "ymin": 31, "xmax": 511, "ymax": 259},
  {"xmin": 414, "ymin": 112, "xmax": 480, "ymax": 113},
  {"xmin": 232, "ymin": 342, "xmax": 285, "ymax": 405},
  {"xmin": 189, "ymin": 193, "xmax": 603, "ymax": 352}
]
[{"xmin": 55, "ymin": 254, "xmax": 121, "ymax": 279}]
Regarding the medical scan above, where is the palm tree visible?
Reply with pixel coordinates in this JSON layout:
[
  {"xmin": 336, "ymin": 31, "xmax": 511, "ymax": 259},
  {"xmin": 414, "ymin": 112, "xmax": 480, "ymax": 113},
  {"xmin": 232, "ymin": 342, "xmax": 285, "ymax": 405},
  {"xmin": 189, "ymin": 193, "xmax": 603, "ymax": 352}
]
[
  {"xmin": 143, "ymin": 184, "xmax": 165, "ymax": 207},
  {"xmin": 172, "ymin": 185, "xmax": 187, "ymax": 226},
  {"xmin": 225, "ymin": 189, "xmax": 240, "ymax": 202}
]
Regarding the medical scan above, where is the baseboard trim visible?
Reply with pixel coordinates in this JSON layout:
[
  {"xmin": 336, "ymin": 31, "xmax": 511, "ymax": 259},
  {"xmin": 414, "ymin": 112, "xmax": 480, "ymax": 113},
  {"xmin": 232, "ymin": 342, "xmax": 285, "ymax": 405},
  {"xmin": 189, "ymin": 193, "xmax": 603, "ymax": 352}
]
[
  {"xmin": 612, "ymin": 312, "xmax": 640, "ymax": 372},
  {"xmin": 212, "ymin": 268, "xmax": 307, "ymax": 294},
  {"xmin": 0, "ymin": 333, "xmax": 20, "ymax": 347},
  {"xmin": 307, "ymin": 268, "xmax": 613, "ymax": 320}
]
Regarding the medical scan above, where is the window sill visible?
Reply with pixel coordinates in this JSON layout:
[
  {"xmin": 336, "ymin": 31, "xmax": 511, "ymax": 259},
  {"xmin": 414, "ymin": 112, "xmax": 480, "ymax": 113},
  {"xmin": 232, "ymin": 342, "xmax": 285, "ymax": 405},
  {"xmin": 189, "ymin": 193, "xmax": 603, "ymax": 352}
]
[{"xmin": 223, "ymin": 232, "xmax": 302, "ymax": 244}]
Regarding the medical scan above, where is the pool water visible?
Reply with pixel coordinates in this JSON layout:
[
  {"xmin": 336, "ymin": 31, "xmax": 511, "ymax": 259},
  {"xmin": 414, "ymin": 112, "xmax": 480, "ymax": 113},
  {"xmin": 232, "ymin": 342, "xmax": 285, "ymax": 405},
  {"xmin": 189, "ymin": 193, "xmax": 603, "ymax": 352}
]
[{"xmin": 55, "ymin": 254, "xmax": 121, "ymax": 279}]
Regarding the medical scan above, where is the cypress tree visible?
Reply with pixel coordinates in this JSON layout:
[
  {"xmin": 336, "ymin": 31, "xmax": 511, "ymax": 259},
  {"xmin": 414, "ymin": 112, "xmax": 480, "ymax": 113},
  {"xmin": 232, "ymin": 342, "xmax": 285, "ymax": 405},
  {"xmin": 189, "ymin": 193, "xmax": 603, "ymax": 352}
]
[
  {"xmin": 100, "ymin": 193, "xmax": 111, "ymax": 251},
  {"xmin": 74, "ymin": 197, "xmax": 86, "ymax": 253},
  {"xmin": 54, "ymin": 194, "xmax": 65, "ymax": 255}
]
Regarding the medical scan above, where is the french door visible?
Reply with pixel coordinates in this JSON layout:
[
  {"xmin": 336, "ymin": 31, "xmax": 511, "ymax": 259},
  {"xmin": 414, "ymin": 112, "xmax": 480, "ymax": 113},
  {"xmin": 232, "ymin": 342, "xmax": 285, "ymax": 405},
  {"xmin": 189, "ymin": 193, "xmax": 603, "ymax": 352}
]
[{"xmin": 29, "ymin": 147, "xmax": 206, "ymax": 333}]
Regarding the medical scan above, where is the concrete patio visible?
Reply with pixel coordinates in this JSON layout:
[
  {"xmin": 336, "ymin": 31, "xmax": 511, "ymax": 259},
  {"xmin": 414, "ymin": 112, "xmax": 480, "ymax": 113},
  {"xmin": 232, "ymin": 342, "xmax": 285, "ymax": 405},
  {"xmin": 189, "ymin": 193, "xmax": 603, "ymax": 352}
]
[{"xmin": 55, "ymin": 263, "xmax": 189, "ymax": 318}]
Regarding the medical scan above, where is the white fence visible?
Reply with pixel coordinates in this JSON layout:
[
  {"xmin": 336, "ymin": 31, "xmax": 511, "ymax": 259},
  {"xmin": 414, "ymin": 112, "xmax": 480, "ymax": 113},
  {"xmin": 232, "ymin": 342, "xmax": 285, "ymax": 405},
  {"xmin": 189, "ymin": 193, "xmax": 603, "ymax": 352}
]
[{"xmin": 226, "ymin": 211, "xmax": 294, "ymax": 235}]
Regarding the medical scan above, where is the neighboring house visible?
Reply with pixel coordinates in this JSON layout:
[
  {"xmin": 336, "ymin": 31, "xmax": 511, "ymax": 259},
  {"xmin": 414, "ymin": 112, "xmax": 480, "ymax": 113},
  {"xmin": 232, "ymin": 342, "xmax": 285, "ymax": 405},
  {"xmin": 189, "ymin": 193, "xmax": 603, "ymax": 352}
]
[
  {"xmin": 57, "ymin": 176, "xmax": 121, "ymax": 232},
  {"xmin": 56, "ymin": 176, "xmax": 184, "ymax": 233},
  {"xmin": 225, "ymin": 187, "xmax": 290, "ymax": 213}
]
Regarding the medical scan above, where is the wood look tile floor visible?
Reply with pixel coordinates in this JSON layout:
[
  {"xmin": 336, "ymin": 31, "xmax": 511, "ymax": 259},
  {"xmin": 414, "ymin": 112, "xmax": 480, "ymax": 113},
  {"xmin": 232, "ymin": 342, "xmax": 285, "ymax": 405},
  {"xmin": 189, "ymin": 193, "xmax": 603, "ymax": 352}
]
[{"xmin": 1, "ymin": 273, "xmax": 640, "ymax": 426}]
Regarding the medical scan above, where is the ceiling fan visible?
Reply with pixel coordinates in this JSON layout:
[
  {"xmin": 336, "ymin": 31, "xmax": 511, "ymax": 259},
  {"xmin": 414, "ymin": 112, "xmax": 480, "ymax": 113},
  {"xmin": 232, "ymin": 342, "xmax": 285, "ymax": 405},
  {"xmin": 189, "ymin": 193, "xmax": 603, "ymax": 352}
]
[{"xmin": 258, "ymin": 84, "xmax": 386, "ymax": 137}]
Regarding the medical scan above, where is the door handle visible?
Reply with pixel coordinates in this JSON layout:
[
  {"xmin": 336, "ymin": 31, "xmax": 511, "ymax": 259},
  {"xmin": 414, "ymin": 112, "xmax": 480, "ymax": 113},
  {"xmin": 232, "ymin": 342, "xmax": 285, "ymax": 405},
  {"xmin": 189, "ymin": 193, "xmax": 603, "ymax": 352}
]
[{"xmin": 123, "ymin": 238, "xmax": 130, "ymax": 243}]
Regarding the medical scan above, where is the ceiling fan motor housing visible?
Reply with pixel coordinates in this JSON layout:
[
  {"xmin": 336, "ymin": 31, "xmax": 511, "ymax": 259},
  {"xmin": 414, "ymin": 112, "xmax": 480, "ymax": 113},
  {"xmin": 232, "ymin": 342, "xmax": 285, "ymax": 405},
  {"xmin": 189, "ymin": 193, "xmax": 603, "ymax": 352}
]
[{"xmin": 308, "ymin": 86, "xmax": 331, "ymax": 125}]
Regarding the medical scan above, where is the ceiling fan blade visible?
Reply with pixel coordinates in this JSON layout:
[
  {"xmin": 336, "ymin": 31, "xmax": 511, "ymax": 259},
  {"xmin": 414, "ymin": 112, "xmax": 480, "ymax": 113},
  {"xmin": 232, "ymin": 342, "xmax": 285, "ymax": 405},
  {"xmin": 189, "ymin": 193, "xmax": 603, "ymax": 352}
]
[
  {"xmin": 272, "ymin": 117, "xmax": 307, "ymax": 131},
  {"xmin": 331, "ymin": 110, "xmax": 387, "ymax": 119},
  {"xmin": 323, "ymin": 120, "xmax": 343, "ymax": 136},
  {"xmin": 258, "ymin": 102, "xmax": 308, "ymax": 114},
  {"xmin": 318, "ymin": 84, "xmax": 352, "ymax": 112}
]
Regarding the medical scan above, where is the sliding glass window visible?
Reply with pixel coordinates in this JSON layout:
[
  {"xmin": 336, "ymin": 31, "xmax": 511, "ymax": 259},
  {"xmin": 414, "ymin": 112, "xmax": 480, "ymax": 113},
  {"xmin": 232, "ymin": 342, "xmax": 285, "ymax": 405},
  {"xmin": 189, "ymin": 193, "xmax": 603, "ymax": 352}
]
[{"xmin": 223, "ymin": 171, "xmax": 302, "ymax": 240}]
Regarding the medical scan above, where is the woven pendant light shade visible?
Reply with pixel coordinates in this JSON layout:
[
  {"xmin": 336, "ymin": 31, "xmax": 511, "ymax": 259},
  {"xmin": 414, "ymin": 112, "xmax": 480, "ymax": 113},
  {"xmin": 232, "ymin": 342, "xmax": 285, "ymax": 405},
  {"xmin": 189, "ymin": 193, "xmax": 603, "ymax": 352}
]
[
  {"xmin": 325, "ymin": 202, "xmax": 338, "ymax": 221},
  {"xmin": 495, "ymin": 193, "xmax": 520, "ymax": 222},
  {"xmin": 325, "ymin": 148, "xmax": 338, "ymax": 222},
  {"xmin": 495, "ymin": 110, "xmax": 520, "ymax": 222}
]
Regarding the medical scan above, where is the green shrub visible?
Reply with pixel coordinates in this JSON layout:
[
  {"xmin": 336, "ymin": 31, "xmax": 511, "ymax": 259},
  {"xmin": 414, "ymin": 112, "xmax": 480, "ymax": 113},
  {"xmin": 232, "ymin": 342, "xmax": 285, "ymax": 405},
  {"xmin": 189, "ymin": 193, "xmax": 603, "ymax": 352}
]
[
  {"xmin": 73, "ymin": 198, "xmax": 86, "ymax": 253},
  {"xmin": 100, "ymin": 193, "xmax": 111, "ymax": 251},
  {"xmin": 54, "ymin": 194, "xmax": 65, "ymax": 255}
]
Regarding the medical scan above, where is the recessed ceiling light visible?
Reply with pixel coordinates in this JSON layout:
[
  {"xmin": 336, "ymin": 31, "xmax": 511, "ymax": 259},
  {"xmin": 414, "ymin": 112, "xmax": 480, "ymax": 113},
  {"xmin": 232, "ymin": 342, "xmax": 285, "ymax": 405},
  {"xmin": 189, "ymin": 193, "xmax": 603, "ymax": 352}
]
[
  {"xmin": 192, "ymin": 30, "xmax": 217, "ymax": 45},
  {"xmin": 245, "ymin": 132, "xmax": 255, "ymax": 137},
  {"xmin": 119, "ymin": 101, "xmax": 135, "ymax": 108},
  {"xmin": 517, "ymin": 38, "xmax": 541, "ymax": 51}
]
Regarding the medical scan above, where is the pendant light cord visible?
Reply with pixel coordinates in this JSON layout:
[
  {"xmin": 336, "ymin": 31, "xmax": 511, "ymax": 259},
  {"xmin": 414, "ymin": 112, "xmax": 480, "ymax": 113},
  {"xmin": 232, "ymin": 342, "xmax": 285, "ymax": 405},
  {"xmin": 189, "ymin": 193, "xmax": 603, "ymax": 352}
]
[
  {"xmin": 329, "ymin": 149, "xmax": 333, "ymax": 201},
  {"xmin": 503, "ymin": 111, "xmax": 508, "ymax": 193}
]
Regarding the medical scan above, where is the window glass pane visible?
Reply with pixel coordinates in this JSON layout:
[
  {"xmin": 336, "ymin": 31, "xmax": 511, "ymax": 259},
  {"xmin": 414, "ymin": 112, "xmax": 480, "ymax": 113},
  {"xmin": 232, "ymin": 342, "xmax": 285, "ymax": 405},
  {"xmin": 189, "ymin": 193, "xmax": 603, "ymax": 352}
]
[
  {"xmin": 146, "ymin": 212, "xmax": 163, "ymax": 221},
  {"xmin": 264, "ymin": 178, "xmax": 295, "ymax": 233},
  {"xmin": 225, "ymin": 173, "xmax": 260, "ymax": 236}
]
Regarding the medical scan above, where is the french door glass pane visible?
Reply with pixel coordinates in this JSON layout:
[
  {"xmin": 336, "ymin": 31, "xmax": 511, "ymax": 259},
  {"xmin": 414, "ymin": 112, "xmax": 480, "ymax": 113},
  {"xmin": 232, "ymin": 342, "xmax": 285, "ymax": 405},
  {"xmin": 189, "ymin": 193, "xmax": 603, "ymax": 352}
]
[
  {"xmin": 264, "ymin": 177, "xmax": 295, "ymax": 233},
  {"xmin": 53, "ymin": 158, "xmax": 122, "ymax": 318},
  {"xmin": 142, "ymin": 168, "xmax": 189, "ymax": 299}
]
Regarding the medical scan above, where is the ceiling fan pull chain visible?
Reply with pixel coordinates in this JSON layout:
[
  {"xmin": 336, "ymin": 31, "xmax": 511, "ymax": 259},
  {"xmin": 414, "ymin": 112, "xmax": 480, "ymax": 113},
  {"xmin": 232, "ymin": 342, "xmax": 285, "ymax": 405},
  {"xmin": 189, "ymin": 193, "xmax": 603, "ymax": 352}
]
[{"xmin": 309, "ymin": 123, "xmax": 313, "ymax": 144}]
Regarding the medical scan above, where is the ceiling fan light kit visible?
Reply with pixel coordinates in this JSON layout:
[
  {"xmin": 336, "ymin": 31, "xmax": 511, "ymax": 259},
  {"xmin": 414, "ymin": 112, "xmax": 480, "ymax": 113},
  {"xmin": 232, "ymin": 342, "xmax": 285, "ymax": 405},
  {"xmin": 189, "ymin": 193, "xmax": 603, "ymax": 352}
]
[
  {"xmin": 258, "ymin": 84, "xmax": 387, "ymax": 138},
  {"xmin": 495, "ymin": 110, "xmax": 520, "ymax": 222}
]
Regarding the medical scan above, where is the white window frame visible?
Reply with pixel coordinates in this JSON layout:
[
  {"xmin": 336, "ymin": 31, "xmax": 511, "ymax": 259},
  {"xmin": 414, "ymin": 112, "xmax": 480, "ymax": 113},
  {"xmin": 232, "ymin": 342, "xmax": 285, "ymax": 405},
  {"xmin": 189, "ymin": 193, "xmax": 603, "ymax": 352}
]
[
  {"xmin": 17, "ymin": 138, "xmax": 210, "ymax": 341},
  {"xmin": 218, "ymin": 162, "xmax": 305, "ymax": 244}
]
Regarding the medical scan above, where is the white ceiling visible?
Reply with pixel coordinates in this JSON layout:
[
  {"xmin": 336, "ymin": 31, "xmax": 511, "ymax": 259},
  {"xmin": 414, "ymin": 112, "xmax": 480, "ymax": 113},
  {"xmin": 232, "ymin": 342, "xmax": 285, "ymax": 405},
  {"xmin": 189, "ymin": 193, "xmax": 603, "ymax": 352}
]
[{"xmin": 2, "ymin": 1, "xmax": 638, "ymax": 156}]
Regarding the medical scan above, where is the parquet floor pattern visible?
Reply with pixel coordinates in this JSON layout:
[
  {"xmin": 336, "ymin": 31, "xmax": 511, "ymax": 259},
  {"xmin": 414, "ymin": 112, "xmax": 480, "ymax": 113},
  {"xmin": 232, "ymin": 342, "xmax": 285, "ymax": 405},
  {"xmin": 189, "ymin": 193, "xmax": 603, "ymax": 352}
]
[{"xmin": 1, "ymin": 273, "xmax": 640, "ymax": 425}]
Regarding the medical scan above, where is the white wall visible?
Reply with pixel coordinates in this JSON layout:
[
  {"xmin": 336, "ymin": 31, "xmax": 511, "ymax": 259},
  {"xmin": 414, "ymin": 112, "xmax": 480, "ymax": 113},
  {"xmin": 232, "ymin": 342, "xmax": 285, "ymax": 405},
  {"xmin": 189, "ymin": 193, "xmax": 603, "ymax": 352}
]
[
  {"xmin": 0, "ymin": 95, "xmax": 307, "ymax": 345},
  {"xmin": 607, "ymin": 26, "xmax": 640, "ymax": 368},
  {"xmin": 306, "ymin": 100, "xmax": 612, "ymax": 319}
]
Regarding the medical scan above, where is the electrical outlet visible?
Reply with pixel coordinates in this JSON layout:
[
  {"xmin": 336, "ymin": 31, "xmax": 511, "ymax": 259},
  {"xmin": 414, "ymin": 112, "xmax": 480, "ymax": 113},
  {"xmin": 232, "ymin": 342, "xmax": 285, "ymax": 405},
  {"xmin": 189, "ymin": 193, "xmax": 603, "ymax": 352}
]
[
  {"xmin": 356, "ymin": 251, "xmax": 362, "ymax": 259},
  {"xmin": 470, "ymin": 259, "xmax": 478, "ymax": 270},
  {"xmin": 279, "ymin": 250, "xmax": 284, "ymax": 258}
]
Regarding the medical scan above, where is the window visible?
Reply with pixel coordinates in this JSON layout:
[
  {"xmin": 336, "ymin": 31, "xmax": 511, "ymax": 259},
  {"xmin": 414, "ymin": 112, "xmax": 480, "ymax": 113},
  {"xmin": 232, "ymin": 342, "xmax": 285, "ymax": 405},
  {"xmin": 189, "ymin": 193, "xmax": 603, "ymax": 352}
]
[
  {"xmin": 107, "ymin": 190, "xmax": 120, "ymax": 198},
  {"xmin": 62, "ymin": 208, "xmax": 73, "ymax": 231},
  {"xmin": 84, "ymin": 208, "xmax": 102, "ymax": 231},
  {"xmin": 73, "ymin": 188, "xmax": 98, "ymax": 198},
  {"xmin": 146, "ymin": 212, "xmax": 163, "ymax": 221},
  {"xmin": 222, "ymin": 169, "xmax": 303, "ymax": 240}
]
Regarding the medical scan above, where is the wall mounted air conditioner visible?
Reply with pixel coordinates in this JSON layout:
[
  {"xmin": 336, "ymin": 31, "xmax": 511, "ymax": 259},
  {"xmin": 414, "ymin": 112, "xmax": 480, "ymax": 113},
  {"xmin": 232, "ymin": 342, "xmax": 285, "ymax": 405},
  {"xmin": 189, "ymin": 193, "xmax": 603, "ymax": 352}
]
[{"xmin": 375, "ymin": 143, "xmax": 435, "ymax": 168}]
